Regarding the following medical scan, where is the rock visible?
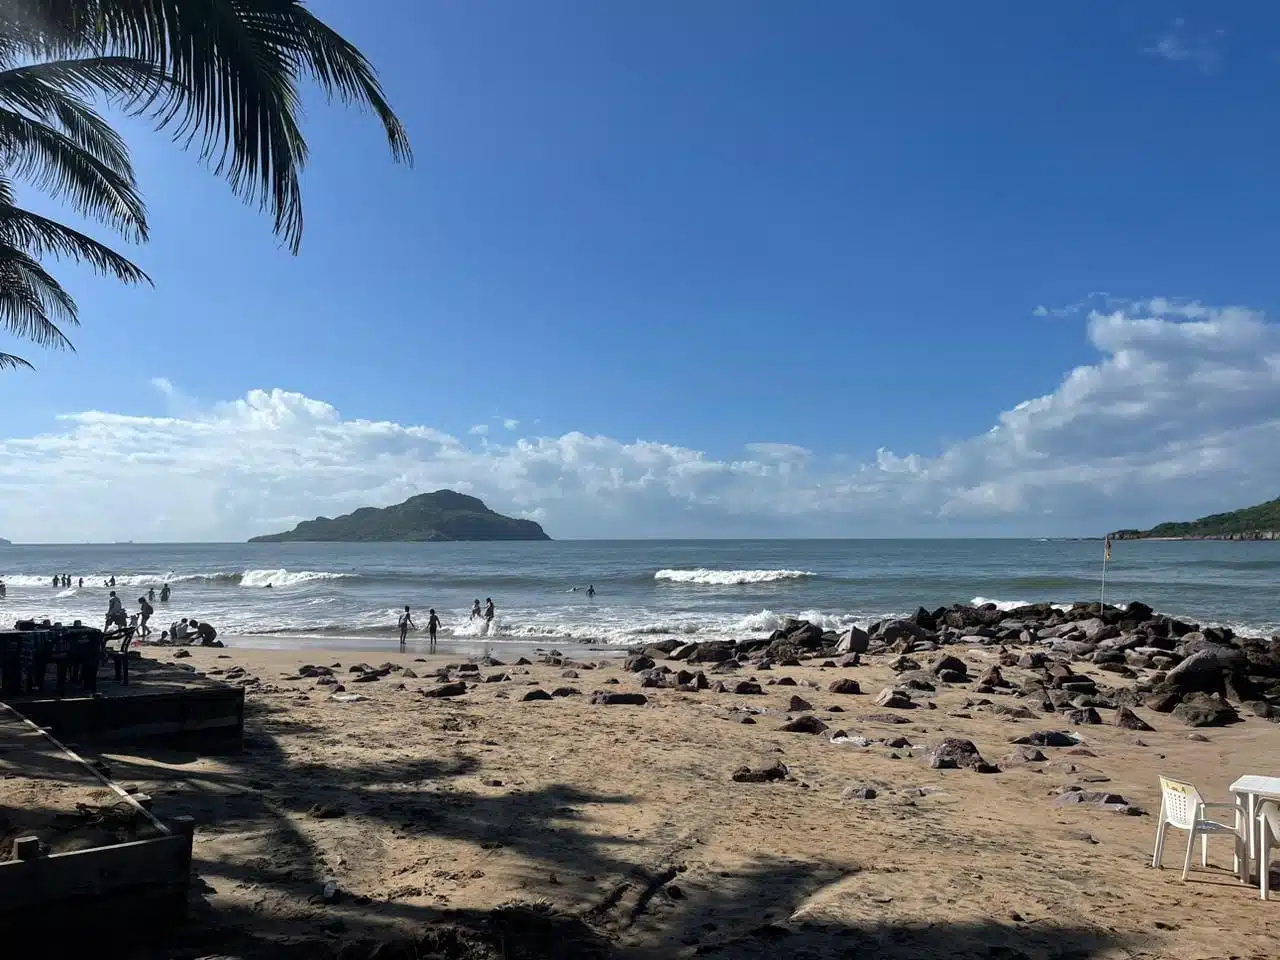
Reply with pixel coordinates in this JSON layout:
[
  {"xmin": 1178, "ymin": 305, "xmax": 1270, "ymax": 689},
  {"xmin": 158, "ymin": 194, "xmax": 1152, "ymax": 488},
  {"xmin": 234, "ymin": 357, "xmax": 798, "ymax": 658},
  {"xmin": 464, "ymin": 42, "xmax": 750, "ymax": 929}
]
[
  {"xmin": 923, "ymin": 738, "xmax": 986, "ymax": 770},
  {"xmin": 551, "ymin": 687, "xmax": 580, "ymax": 697},
  {"xmin": 624, "ymin": 655, "xmax": 656, "ymax": 673},
  {"xmin": 1054, "ymin": 788, "xmax": 1130, "ymax": 810},
  {"xmin": 1164, "ymin": 648, "xmax": 1244, "ymax": 693},
  {"xmin": 787, "ymin": 695, "xmax": 814, "ymax": 712},
  {"xmin": 931, "ymin": 655, "xmax": 968, "ymax": 677},
  {"xmin": 1127, "ymin": 601, "xmax": 1154, "ymax": 621},
  {"xmin": 836, "ymin": 626, "xmax": 870, "ymax": 654},
  {"xmin": 709, "ymin": 659, "xmax": 742, "ymax": 674},
  {"xmin": 521, "ymin": 689, "xmax": 552, "ymax": 702},
  {"xmin": 1009, "ymin": 730, "xmax": 1078, "ymax": 747},
  {"xmin": 861, "ymin": 713, "xmax": 913, "ymax": 725},
  {"xmin": 670, "ymin": 642, "xmax": 698, "ymax": 661},
  {"xmin": 173, "ymin": 649, "xmax": 191, "ymax": 659},
  {"xmin": 484, "ymin": 673, "xmax": 510, "ymax": 683},
  {"xmin": 779, "ymin": 715, "xmax": 829, "ymax": 734},
  {"xmin": 774, "ymin": 676, "xmax": 797, "ymax": 686},
  {"xmin": 352, "ymin": 672, "xmax": 382, "ymax": 683},
  {"xmin": 1003, "ymin": 745, "xmax": 1048, "ymax": 764},
  {"xmin": 827, "ymin": 678, "xmax": 862, "ymax": 695},
  {"xmin": 787, "ymin": 622, "xmax": 827, "ymax": 649},
  {"xmin": 838, "ymin": 654, "xmax": 861, "ymax": 668},
  {"xmin": 400, "ymin": 668, "xmax": 418, "ymax": 679},
  {"xmin": 842, "ymin": 785, "xmax": 878, "ymax": 800},
  {"xmin": 874, "ymin": 688, "xmax": 914, "ymax": 709},
  {"xmin": 688, "ymin": 641, "xmax": 737, "ymax": 663},
  {"xmin": 421, "ymin": 681, "xmax": 468, "ymax": 698},
  {"xmin": 515, "ymin": 657, "xmax": 533, "ymax": 666},
  {"xmin": 1172, "ymin": 693, "xmax": 1240, "ymax": 727},
  {"xmin": 732, "ymin": 681, "xmax": 764, "ymax": 695},
  {"xmin": 732, "ymin": 761, "xmax": 788, "ymax": 783},
  {"xmin": 737, "ymin": 716, "xmax": 756, "ymax": 724},
  {"xmin": 977, "ymin": 665, "xmax": 1007, "ymax": 687},
  {"xmin": 1113, "ymin": 706, "xmax": 1154, "ymax": 731},
  {"xmin": 590, "ymin": 691, "xmax": 648, "ymax": 706},
  {"xmin": 308, "ymin": 803, "xmax": 346, "ymax": 819},
  {"xmin": 1066, "ymin": 707, "xmax": 1102, "ymax": 725},
  {"xmin": 1144, "ymin": 690, "xmax": 1183, "ymax": 713}
]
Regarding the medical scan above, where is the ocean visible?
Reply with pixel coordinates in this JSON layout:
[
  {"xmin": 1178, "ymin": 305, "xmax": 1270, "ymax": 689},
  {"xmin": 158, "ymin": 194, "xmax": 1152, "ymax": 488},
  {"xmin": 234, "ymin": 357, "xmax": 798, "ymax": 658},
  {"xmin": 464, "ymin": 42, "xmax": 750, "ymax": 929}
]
[{"xmin": 1, "ymin": 539, "xmax": 1278, "ymax": 650}]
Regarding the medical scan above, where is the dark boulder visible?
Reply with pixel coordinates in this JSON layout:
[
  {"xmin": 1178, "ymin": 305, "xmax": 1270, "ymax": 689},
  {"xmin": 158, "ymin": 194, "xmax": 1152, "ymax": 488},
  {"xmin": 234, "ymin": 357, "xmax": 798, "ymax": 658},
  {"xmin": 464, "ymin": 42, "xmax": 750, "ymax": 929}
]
[
  {"xmin": 732, "ymin": 681, "xmax": 764, "ymax": 695},
  {"xmin": 1114, "ymin": 706, "xmax": 1154, "ymax": 731},
  {"xmin": 779, "ymin": 715, "xmax": 828, "ymax": 735},
  {"xmin": 521, "ymin": 689, "xmax": 552, "ymax": 702},
  {"xmin": 591, "ymin": 691, "xmax": 648, "ymax": 706},
  {"xmin": 837, "ymin": 626, "xmax": 870, "ymax": 654},
  {"xmin": 688, "ymin": 641, "xmax": 737, "ymax": 664},
  {"xmin": 732, "ymin": 761, "xmax": 788, "ymax": 783},
  {"xmin": 421, "ymin": 681, "xmax": 468, "ymax": 698},
  {"xmin": 1172, "ymin": 693, "xmax": 1240, "ymax": 727},
  {"xmin": 787, "ymin": 695, "xmax": 814, "ymax": 712},
  {"xmin": 923, "ymin": 738, "xmax": 987, "ymax": 770},
  {"xmin": 828, "ymin": 678, "xmax": 862, "ymax": 695},
  {"xmin": 624, "ymin": 655, "xmax": 656, "ymax": 673},
  {"xmin": 931, "ymin": 655, "xmax": 968, "ymax": 677}
]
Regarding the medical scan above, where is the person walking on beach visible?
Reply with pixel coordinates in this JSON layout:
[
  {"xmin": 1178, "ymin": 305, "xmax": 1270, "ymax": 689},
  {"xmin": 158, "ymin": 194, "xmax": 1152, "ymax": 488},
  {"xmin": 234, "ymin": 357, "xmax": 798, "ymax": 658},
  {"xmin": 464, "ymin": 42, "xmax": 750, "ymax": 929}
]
[
  {"xmin": 484, "ymin": 598, "xmax": 495, "ymax": 632},
  {"xmin": 160, "ymin": 582, "xmax": 170, "ymax": 602},
  {"xmin": 105, "ymin": 591, "xmax": 125, "ymax": 630},
  {"xmin": 138, "ymin": 596, "xmax": 154, "ymax": 639},
  {"xmin": 398, "ymin": 605, "xmax": 415, "ymax": 649},
  {"xmin": 471, "ymin": 599, "xmax": 481, "ymax": 620},
  {"xmin": 427, "ymin": 608, "xmax": 441, "ymax": 652}
]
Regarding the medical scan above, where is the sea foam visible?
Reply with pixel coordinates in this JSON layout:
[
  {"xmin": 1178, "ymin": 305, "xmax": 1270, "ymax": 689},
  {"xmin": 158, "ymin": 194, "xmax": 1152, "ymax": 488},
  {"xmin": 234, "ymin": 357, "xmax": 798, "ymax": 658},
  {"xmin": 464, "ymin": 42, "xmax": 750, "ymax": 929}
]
[{"xmin": 654, "ymin": 568, "xmax": 816, "ymax": 586}]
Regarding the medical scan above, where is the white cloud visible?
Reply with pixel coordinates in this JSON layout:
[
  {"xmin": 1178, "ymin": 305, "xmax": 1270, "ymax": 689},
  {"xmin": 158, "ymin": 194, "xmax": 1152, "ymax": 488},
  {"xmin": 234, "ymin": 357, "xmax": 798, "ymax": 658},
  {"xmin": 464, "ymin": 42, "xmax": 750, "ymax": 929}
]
[
  {"xmin": 469, "ymin": 424, "xmax": 489, "ymax": 436},
  {"xmin": 1144, "ymin": 19, "xmax": 1226, "ymax": 73},
  {"xmin": 4, "ymin": 298, "xmax": 1280, "ymax": 541},
  {"xmin": 503, "ymin": 418, "xmax": 520, "ymax": 431},
  {"xmin": 150, "ymin": 377, "xmax": 174, "ymax": 397}
]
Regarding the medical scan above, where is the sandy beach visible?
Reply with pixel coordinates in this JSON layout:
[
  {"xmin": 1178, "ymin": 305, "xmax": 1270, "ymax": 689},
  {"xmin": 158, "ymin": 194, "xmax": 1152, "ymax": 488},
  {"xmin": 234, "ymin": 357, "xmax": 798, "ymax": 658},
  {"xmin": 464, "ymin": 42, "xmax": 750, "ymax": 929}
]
[{"xmin": 8, "ymin": 631, "xmax": 1276, "ymax": 959}]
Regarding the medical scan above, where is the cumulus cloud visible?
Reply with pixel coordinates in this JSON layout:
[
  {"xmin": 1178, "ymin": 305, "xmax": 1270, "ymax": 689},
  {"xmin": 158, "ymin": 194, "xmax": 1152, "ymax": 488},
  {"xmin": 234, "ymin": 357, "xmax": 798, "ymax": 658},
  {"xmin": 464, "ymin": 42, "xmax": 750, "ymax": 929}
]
[
  {"xmin": 1143, "ymin": 19, "xmax": 1226, "ymax": 73},
  {"xmin": 469, "ymin": 424, "xmax": 489, "ymax": 436},
  {"xmin": 503, "ymin": 418, "xmax": 520, "ymax": 431},
  {"xmin": 3, "ymin": 298, "xmax": 1280, "ymax": 541}
]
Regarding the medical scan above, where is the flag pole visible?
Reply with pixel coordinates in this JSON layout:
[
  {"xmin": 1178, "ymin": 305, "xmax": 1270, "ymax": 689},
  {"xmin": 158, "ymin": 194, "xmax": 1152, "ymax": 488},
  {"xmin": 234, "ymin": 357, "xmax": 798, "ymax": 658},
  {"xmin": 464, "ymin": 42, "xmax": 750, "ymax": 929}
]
[{"xmin": 1101, "ymin": 535, "xmax": 1110, "ymax": 609}]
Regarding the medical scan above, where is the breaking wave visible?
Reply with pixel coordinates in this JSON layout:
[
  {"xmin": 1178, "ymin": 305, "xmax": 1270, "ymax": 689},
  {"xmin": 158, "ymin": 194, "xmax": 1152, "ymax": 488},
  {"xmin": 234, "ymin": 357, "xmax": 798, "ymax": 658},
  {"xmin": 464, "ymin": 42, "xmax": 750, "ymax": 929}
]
[{"xmin": 654, "ymin": 568, "xmax": 816, "ymax": 586}]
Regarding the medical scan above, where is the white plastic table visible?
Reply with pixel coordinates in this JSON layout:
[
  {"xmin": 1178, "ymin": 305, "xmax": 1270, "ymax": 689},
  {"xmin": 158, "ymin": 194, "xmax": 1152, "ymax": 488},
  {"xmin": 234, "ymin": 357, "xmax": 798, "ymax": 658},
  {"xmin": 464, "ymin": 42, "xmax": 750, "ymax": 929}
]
[{"xmin": 1230, "ymin": 775, "xmax": 1280, "ymax": 876}]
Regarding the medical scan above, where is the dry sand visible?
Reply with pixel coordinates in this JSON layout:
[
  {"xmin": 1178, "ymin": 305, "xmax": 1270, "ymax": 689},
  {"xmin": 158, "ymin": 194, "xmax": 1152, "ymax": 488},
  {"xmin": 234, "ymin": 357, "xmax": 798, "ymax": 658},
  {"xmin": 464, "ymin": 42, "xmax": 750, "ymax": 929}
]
[{"xmin": 9, "ymin": 641, "xmax": 1280, "ymax": 958}]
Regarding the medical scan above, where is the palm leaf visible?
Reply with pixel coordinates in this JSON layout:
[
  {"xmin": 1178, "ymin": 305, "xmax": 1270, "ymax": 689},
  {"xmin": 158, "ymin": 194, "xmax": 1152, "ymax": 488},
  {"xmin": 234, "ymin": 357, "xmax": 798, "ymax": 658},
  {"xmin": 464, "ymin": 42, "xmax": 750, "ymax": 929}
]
[
  {"xmin": 0, "ymin": 351, "xmax": 35, "ymax": 369},
  {"xmin": 0, "ymin": 105, "xmax": 148, "ymax": 240},
  {"xmin": 0, "ymin": 189, "xmax": 150, "ymax": 284},
  {"xmin": 5, "ymin": 0, "xmax": 412, "ymax": 252}
]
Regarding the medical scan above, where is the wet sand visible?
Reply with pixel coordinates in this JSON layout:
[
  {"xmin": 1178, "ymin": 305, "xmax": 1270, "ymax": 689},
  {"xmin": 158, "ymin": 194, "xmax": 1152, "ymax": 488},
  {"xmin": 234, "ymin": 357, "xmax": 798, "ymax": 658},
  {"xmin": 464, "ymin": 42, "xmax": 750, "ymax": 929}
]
[{"xmin": 7, "ymin": 642, "xmax": 1280, "ymax": 958}]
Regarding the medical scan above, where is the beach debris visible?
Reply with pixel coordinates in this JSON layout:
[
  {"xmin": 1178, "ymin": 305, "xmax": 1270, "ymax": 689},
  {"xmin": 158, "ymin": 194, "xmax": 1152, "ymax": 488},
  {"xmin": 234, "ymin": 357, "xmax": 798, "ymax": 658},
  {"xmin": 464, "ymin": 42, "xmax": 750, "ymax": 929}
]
[
  {"xmin": 421, "ymin": 681, "xmax": 468, "ymax": 698},
  {"xmin": 330, "ymin": 693, "xmax": 370, "ymax": 703},
  {"xmin": 828, "ymin": 678, "xmax": 862, "ymax": 695},
  {"xmin": 732, "ymin": 761, "xmax": 788, "ymax": 783},
  {"xmin": 779, "ymin": 715, "xmax": 828, "ymax": 735}
]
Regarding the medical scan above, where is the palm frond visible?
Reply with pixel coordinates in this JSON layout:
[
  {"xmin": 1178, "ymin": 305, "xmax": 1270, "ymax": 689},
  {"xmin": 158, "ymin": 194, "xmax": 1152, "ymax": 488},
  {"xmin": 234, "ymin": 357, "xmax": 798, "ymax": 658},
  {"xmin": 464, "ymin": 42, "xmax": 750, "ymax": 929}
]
[
  {"xmin": 0, "ymin": 351, "xmax": 36, "ymax": 369},
  {"xmin": 0, "ymin": 199, "xmax": 150, "ymax": 284},
  {"xmin": 0, "ymin": 57, "xmax": 172, "ymax": 171},
  {"xmin": 0, "ymin": 106, "xmax": 148, "ymax": 240},
  {"xmin": 0, "ymin": 253, "xmax": 72, "ymax": 349},
  {"xmin": 3, "ymin": 0, "xmax": 412, "ymax": 253}
]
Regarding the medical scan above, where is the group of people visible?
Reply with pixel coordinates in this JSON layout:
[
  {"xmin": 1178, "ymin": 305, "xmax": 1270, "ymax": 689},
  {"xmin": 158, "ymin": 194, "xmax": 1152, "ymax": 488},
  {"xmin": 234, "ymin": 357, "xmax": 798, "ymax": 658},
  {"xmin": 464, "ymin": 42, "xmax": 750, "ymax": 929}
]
[
  {"xmin": 396, "ymin": 597, "xmax": 499, "ymax": 652},
  {"xmin": 162, "ymin": 617, "xmax": 218, "ymax": 646},
  {"xmin": 104, "ymin": 584, "xmax": 203, "ymax": 642}
]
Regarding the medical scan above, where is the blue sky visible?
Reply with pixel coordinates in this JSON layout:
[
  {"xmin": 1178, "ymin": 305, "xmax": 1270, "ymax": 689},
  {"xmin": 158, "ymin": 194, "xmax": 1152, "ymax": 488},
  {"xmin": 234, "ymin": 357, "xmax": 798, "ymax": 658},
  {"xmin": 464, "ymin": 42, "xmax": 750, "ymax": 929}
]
[{"xmin": 4, "ymin": 2, "xmax": 1280, "ymax": 541}]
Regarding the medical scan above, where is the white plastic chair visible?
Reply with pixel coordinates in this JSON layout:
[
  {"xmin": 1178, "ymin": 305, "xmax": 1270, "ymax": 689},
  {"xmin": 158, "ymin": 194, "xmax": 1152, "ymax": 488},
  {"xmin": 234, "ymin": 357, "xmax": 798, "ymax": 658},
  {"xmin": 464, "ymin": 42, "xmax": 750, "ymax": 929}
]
[
  {"xmin": 1258, "ymin": 801, "xmax": 1280, "ymax": 899},
  {"xmin": 1151, "ymin": 776, "xmax": 1245, "ymax": 882}
]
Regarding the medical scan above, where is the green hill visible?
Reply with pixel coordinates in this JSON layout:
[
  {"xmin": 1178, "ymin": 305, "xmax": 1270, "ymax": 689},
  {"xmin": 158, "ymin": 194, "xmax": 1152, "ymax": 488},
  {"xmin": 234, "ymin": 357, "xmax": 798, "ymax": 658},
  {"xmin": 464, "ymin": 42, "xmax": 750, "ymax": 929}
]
[
  {"xmin": 1111, "ymin": 497, "xmax": 1280, "ymax": 541},
  {"xmin": 249, "ymin": 490, "xmax": 551, "ymax": 543}
]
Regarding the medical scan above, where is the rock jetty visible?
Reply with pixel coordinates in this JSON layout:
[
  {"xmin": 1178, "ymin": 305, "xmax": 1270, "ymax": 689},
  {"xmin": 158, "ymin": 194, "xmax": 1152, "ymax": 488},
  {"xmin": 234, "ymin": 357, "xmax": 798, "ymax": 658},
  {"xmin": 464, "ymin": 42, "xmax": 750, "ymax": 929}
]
[{"xmin": 629, "ymin": 600, "xmax": 1280, "ymax": 729}]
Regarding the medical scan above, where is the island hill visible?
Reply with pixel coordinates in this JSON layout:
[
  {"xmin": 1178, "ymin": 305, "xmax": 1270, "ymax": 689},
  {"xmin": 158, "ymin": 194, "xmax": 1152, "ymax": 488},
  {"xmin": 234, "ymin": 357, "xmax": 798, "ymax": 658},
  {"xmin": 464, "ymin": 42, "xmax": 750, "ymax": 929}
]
[
  {"xmin": 1111, "ymin": 496, "xmax": 1280, "ymax": 541},
  {"xmin": 249, "ymin": 491, "xmax": 551, "ymax": 543}
]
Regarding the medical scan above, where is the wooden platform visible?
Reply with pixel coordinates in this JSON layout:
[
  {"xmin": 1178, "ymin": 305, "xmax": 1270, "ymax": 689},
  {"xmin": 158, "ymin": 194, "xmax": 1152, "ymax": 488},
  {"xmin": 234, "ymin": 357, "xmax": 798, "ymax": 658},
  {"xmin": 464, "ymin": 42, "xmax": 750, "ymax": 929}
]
[{"xmin": 1, "ymin": 656, "xmax": 244, "ymax": 745}]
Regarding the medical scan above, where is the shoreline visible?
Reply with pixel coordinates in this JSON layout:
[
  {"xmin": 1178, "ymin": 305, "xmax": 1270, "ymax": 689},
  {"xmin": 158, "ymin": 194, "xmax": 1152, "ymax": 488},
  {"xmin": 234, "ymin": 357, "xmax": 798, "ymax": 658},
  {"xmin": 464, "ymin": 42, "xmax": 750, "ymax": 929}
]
[{"xmin": 188, "ymin": 632, "xmax": 627, "ymax": 658}]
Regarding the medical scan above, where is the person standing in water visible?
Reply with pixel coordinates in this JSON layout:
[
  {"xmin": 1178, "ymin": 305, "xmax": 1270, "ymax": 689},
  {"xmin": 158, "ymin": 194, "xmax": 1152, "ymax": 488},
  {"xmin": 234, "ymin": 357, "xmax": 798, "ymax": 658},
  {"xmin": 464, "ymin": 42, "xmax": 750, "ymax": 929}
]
[
  {"xmin": 160, "ymin": 582, "xmax": 170, "ymax": 602},
  {"xmin": 484, "ymin": 598, "xmax": 495, "ymax": 632},
  {"xmin": 471, "ymin": 599, "xmax": 481, "ymax": 620},
  {"xmin": 77, "ymin": 577, "xmax": 83, "ymax": 589},
  {"xmin": 427, "ymin": 608, "xmax": 441, "ymax": 652},
  {"xmin": 147, "ymin": 586, "xmax": 156, "ymax": 603},
  {"xmin": 398, "ymin": 605, "xmax": 415, "ymax": 649},
  {"xmin": 587, "ymin": 584, "xmax": 596, "ymax": 598}
]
